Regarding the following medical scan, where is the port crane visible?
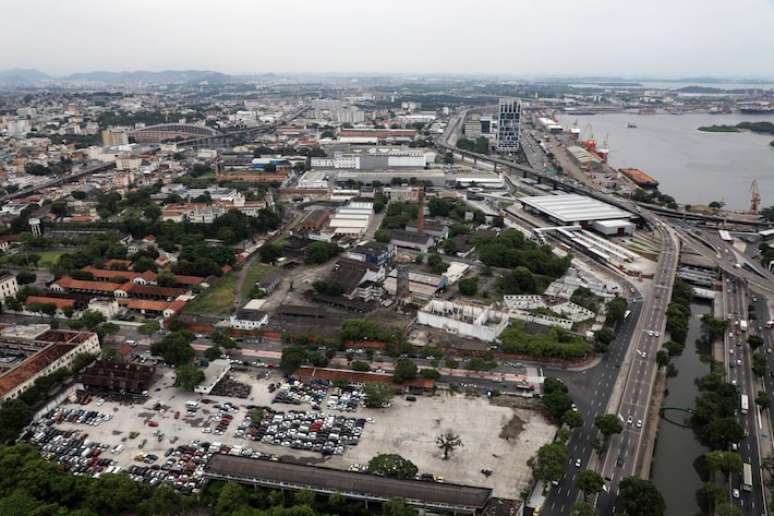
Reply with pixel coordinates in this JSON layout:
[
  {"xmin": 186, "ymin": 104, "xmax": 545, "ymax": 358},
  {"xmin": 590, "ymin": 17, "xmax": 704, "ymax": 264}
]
[{"xmin": 750, "ymin": 180, "xmax": 761, "ymax": 214}]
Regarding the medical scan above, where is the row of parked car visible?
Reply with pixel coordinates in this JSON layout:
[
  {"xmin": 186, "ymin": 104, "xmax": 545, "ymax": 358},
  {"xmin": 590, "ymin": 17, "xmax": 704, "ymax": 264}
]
[
  {"xmin": 238, "ymin": 409, "xmax": 369, "ymax": 456},
  {"xmin": 47, "ymin": 407, "xmax": 114, "ymax": 426},
  {"xmin": 22, "ymin": 423, "xmax": 120, "ymax": 478}
]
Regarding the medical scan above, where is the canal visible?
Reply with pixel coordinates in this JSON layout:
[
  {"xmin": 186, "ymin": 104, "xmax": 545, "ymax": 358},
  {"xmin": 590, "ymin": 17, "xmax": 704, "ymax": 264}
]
[{"xmin": 651, "ymin": 303, "xmax": 711, "ymax": 516}]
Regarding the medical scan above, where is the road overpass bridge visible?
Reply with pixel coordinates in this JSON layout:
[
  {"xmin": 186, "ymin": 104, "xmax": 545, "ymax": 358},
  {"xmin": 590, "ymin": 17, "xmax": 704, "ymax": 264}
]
[{"xmin": 0, "ymin": 162, "xmax": 115, "ymax": 203}]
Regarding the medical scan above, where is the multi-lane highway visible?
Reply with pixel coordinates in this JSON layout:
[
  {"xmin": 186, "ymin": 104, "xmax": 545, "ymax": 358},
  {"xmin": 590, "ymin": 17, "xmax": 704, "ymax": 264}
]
[
  {"xmin": 540, "ymin": 300, "xmax": 643, "ymax": 515},
  {"xmin": 724, "ymin": 275, "xmax": 768, "ymax": 515},
  {"xmin": 595, "ymin": 222, "xmax": 680, "ymax": 515}
]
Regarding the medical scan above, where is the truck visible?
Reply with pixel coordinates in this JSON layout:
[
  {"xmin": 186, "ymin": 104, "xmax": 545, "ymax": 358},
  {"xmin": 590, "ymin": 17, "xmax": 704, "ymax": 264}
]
[
  {"xmin": 741, "ymin": 394, "xmax": 749, "ymax": 415},
  {"xmin": 740, "ymin": 320, "xmax": 748, "ymax": 332}
]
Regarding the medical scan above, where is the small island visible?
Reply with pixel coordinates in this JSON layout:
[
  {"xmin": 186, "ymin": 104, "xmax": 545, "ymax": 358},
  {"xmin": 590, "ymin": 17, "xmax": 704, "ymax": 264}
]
[
  {"xmin": 698, "ymin": 121, "xmax": 774, "ymax": 135},
  {"xmin": 697, "ymin": 125, "xmax": 741, "ymax": 133}
]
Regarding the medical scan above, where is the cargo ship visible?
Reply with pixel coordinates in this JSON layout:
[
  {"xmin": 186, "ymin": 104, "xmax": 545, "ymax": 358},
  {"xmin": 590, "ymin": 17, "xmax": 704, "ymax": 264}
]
[
  {"xmin": 739, "ymin": 103, "xmax": 774, "ymax": 114},
  {"xmin": 619, "ymin": 168, "xmax": 659, "ymax": 189}
]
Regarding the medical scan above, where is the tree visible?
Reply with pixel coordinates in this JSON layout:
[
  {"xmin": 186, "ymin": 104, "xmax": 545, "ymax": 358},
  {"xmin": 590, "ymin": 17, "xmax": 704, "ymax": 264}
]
[
  {"xmin": 595, "ymin": 414, "xmax": 623, "ymax": 442},
  {"xmin": 367, "ymin": 454, "xmax": 418, "ymax": 480},
  {"xmin": 715, "ymin": 503, "xmax": 744, "ymax": 516},
  {"xmin": 696, "ymin": 482, "xmax": 726, "ymax": 515},
  {"xmin": 571, "ymin": 501, "xmax": 598, "ymax": 516},
  {"xmin": 593, "ymin": 327, "xmax": 615, "ymax": 352},
  {"xmin": 458, "ymin": 277, "xmax": 478, "ymax": 296},
  {"xmin": 150, "ymin": 332, "xmax": 195, "ymax": 366},
  {"xmin": 363, "ymin": 383, "xmax": 394, "ymax": 408},
  {"xmin": 375, "ymin": 229, "xmax": 391, "ymax": 243},
  {"xmin": 304, "ymin": 241, "xmax": 340, "ymax": 265},
  {"xmin": 280, "ymin": 346, "xmax": 307, "ymax": 375},
  {"xmin": 436, "ymin": 430, "xmax": 463, "ymax": 460},
  {"xmin": 143, "ymin": 204, "xmax": 162, "ymax": 222},
  {"xmin": 617, "ymin": 477, "xmax": 665, "ymax": 516},
  {"xmin": 656, "ymin": 349, "xmax": 670, "ymax": 367},
  {"xmin": 752, "ymin": 350, "xmax": 767, "ymax": 377},
  {"xmin": 260, "ymin": 243, "xmax": 283, "ymax": 265},
  {"xmin": 606, "ymin": 297, "xmax": 628, "ymax": 326},
  {"xmin": 576, "ymin": 469, "xmax": 604, "ymax": 499},
  {"xmin": 214, "ymin": 482, "xmax": 249, "ymax": 516},
  {"xmin": 174, "ymin": 364, "xmax": 205, "ymax": 391},
  {"xmin": 351, "ymin": 360, "xmax": 370, "ymax": 372},
  {"xmin": 748, "ymin": 334, "xmax": 764, "ymax": 350},
  {"xmin": 249, "ymin": 408, "xmax": 265, "ymax": 424},
  {"xmin": 562, "ymin": 410, "xmax": 584, "ymax": 429},
  {"xmin": 444, "ymin": 357, "xmax": 459, "ymax": 369},
  {"xmin": 15, "ymin": 271, "xmax": 36, "ymax": 285},
  {"xmin": 138, "ymin": 320, "xmax": 160, "ymax": 336},
  {"xmin": 157, "ymin": 271, "xmax": 177, "ymax": 288},
  {"xmin": 420, "ymin": 368, "xmax": 441, "ymax": 380},
  {"xmin": 705, "ymin": 450, "xmax": 743, "ymax": 477},
  {"xmin": 393, "ymin": 358, "xmax": 418, "ymax": 384},
  {"xmin": 0, "ymin": 399, "xmax": 34, "ymax": 444},
  {"xmin": 427, "ymin": 254, "xmax": 448, "ymax": 275},
  {"xmin": 383, "ymin": 499, "xmax": 418, "ymax": 516},
  {"xmin": 663, "ymin": 339, "xmax": 685, "ymax": 356},
  {"xmin": 757, "ymin": 390, "xmax": 771, "ymax": 409},
  {"xmin": 542, "ymin": 388, "xmax": 573, "ymax": 421},
  {"xmin": 528, "ymin": 442, "xmax": 569, "ymax": 482},
  {"xmin": 204, "ymin": 345, "xmax": 223, "ymax": 362}
]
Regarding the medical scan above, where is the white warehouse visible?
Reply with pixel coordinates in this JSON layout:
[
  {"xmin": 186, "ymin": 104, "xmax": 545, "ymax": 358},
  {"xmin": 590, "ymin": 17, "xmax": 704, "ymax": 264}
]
[{"xmin": 417, "ymin": 300, "xmax": 509, "ymax": 342}]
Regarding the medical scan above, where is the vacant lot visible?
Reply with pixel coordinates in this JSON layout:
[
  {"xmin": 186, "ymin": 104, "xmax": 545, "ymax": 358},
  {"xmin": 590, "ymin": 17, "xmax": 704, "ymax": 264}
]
[
  {"xmin": 183, "ymin": 272, "xmax": 237, "ymax": 315},
  {"xmin": 239, "ymin": 262, "xmax": 277, "ymax": 305},
  {"xmin": 46, "ymin": 368, "xmax": 553, "ymax": 500}
]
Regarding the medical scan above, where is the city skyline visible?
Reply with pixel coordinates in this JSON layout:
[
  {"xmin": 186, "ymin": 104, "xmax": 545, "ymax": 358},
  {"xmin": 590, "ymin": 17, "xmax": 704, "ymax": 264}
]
[{"xmin": 2, "ymin": 0, "xmax": 773, "ymax": 77}]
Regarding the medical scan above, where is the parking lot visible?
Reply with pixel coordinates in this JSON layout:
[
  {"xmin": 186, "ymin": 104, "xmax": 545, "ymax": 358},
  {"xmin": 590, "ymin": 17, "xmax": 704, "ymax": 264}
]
[{"xmin": 23, "ymin": 367, "xmax": 554, "ymax": 499}]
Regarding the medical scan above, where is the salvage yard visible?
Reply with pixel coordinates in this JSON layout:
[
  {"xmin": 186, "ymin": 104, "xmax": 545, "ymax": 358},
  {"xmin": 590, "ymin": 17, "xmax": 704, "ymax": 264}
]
[{"xmin": 26, "ymin": 367, "xmax": 554, "ymax": 499}]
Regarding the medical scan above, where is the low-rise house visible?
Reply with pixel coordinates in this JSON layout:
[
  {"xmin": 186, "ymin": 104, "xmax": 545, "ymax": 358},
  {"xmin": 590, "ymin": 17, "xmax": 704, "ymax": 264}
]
[{"xmin": 229, "ymin": 309, "xmax": 269, "ymax": 330}]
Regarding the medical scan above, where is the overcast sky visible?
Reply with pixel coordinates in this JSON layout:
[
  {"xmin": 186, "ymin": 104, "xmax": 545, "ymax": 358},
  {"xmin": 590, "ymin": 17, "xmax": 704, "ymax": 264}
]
[{"xmin": 2, "ymin": 0, "xmax": 774, "ymax": 77}]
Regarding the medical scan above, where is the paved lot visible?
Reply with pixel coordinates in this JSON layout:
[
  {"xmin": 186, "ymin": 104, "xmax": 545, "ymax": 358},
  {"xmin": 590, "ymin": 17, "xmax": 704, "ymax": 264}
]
[{"xmin": 50, "ymin": 368, "xmax": 553, "ymax": 499}]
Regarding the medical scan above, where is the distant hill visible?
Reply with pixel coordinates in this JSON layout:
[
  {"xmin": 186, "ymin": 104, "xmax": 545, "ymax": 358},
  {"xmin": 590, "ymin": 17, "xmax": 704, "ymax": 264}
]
[
  {"xmin": 0, "ymin": 68, "xmax": 52, "ymax": 86},
  {"xmin": 61, "ymin": 69, "xmax": 236, "ymax": 84},
  {"xmin": 0, "ymin": 68, "xmax": 247, "ymax": 87}
]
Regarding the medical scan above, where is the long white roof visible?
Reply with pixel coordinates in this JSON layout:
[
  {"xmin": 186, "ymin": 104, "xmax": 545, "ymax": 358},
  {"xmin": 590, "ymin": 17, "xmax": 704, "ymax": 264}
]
[{"xmin": 520, "ymin": 194, "xmax": 632, "ymax": 223}]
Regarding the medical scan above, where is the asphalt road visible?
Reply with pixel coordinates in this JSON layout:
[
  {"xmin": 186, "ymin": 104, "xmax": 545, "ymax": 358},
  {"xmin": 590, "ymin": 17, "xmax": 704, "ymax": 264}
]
[
  {"xmin": 539, "ymin": 300, "xmax": 643, "ymax": 515},
  {"xmin": 596, "ymin": 222, "xmax": 680, "ymax": 515},
  {"xmin": 724, "ymin": 275, "xmax": 767, "ymax": 515}
]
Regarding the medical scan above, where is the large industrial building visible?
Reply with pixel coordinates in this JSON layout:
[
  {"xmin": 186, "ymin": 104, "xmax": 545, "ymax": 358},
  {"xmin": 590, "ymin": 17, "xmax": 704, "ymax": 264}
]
[
  {"xmin": 0, "ymin": 325, "xmax": 101, "ymax": 402},
  {"xmin": 496, "ymin": 98, "xmax": 521, "ymax": 153},
  {"xmin": 519, "ymin": 193, "xmax": 635, "ymax": 231}
]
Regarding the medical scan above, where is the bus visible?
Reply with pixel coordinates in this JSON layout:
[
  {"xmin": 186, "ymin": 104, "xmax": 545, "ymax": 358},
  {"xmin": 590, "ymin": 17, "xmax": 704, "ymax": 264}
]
[
  {"xmin": 741, "ymin": 394, "xmax": 749, "ymax": 415},
  {"xmin": 742, "ymin": 463, "xmax": 753, "ymax": 492}
]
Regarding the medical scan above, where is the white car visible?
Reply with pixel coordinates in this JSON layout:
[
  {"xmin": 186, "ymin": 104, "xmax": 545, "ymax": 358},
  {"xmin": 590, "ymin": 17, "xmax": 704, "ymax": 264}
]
[
  {"xmin": 627, "ymin": 416, "xmax": 633, "ymax": 425},
  {"xmin": 733, "ymin": 488, "xmax": 740, "ymax": 499},
  {"xmin": 737, "ymin": 359, "xmax": 743, "ymax": 366},
  {"xmin": 636, "ymin": 420, "xmax": 642, "ymax": 429},
  {"xmin": 729, "ymin": 349, "xmax": 734, "ymax": 355},
  {"xmin": 575, "ymin": 458, "xmax": 581, "ymax": 468}
]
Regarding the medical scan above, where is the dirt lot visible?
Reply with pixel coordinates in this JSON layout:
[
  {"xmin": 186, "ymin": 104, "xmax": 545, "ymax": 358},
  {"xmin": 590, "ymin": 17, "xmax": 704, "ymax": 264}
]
[{"xmin": 50, "ymin": 368, "xmax": 554, "ymax": 499}]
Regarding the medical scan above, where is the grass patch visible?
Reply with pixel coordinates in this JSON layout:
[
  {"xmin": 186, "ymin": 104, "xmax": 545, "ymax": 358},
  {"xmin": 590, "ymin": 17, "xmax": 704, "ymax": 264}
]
[
  {"xmin": 37, "ymin": 249, "xmax": 71, "ymax": 269},
  {"xmin": 183, "ymin": 272, "xmax": 237, "ymax": 315},
  {"xmin": 240, "ymin": 262, "xmax": 277, "ymax": 305}
]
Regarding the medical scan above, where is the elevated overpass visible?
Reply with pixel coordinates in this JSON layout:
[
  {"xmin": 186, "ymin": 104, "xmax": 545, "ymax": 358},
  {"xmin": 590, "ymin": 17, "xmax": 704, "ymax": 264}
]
[
  {"xmin": 177, "ymin": 107, "xmax": 308, "ymax": 149},
  {"xmin": 0, "ymin": 162, "xmax": 115, "ymax": 203}
]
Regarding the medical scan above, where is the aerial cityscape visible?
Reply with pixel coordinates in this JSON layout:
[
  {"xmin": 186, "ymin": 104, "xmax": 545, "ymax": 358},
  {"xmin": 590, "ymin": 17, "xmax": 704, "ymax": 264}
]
[{"xmin": 1, "ymin": 2, "xmax": 774, "ymax": 516}]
